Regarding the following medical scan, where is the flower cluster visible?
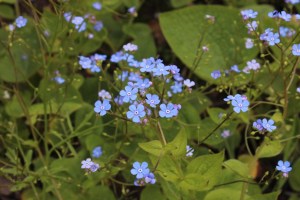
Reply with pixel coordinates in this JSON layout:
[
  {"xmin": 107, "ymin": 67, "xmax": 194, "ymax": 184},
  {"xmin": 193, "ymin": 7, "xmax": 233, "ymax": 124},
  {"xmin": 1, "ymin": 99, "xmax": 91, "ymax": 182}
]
[
  {"xmin": 224, "ymin": 94, "xmax": 249, "ymax": 113},
  {"xmin": 276, "ymin": 160, "xmax": 292, "ymax": 177},
  {"xmin": 253, "ymin": 118, "xmax": 276, "ymax": 132},
  {"xmin": 131, "ymin": 161, "xmax": 156, "ymax": 186},
  {"xmin": 81, "ymin": 158, "xmax": 100, "ymax": 173}
]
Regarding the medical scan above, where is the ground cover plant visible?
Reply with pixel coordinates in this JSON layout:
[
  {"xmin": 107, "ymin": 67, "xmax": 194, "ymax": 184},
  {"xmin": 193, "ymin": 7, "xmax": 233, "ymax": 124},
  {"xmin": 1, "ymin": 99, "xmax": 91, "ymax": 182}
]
[{"xmin": 0, "ymin": 0, "xmax": 300, "ymax": 199}]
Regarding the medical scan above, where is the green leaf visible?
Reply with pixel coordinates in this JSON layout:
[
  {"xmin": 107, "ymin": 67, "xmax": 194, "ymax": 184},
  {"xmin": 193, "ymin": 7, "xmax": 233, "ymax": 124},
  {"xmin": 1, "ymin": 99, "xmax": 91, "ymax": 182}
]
[
  {"xmin": 150, "ymin": 155, "xmax": 181, "ymax": 182},
  {"xmin": 204, "ymin": 188, "xmax": 249, "ymax": 200},
  {"xmin": 0, "ymin": 0, "xmax": 16, "ymax": 3},
  {"xmin": 255, "ymin": 140, "xmax": 283, "ymax": 158},
  {"xmin": 289, "ymin": 158, "xmax": 300, "ymax": 192},
  {"xmin": 207, "ymin": 108, "xmax": 227, "ymax": 124},
  {"xmin": 139, "ymin": 140, "xmax": 163, "ymax": 156},
  {"xmin": 165, "ymin": 128, "xmax": 187, "ymax": 157},
  {"xmin": 141, "ymin": 185, "xmax": 166, "ymax": 200},
  {"xmin": 246, "ymin": 191, "xmax": 280, "ymax": 200},
  {"xmin": 87, "ymin": 186, "xmax": 115, "ymax": 200},
  {"xmin": 223, "ymin": 159, "xmax": 250, "ymax": 178},
  {"xmin": 170, "ymin": 0, "xmax": 193, "ymax": 8},
  {"xmin": 181, "ymin": 151, "xmax": 224, "ymax": 191},
  {"xmin": 159, "ymin": 5, "xmax": 257, "ymax": 81},
  {"xmin": 0, "ymin": 4, "xmax": 14, "ymax": 19},
  {"xmin": 123, "ymin": 23, "xmax": 156, "ymax": 59}
]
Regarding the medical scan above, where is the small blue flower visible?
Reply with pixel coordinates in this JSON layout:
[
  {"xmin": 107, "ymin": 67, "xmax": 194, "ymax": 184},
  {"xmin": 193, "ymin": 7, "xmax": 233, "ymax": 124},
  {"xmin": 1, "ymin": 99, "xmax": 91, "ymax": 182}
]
[
  {"xmin": 245, "ymin": 38, "xmax": 254, "ymax": 49},
  {"xmin": 110, "ymin": 51, "xmax": 126, "ymax": 63},
  {"xmin": 153, "ymin": 63, "xmax": 170, "ymax": 76},
  {"xmin": 211, "ymin": 70, "xmax": 221, "ymax": 79},
  {"xmin": 253, "ymin": 119, "xmax": 264, "ymax": 131},
  {"xmin": 241, "ymin": 9, "xmax": 258, "ymax": 20},
  {"xmin": 262, "ymin": 119, "xmax": 276, "ymax": 132},
  {"xmin": 128, "ymin": 7, "xmax": 136, "ymax": 14},
  {"xmin": 186, "ymin": 145, "xmax": 194, "ymax": 157},
  {"xmin": 292, "ymin": 44, "xmax": 300, "ymax": 56},
  {"xmin": 221, "ymin": 130, "xmax": 231, "ymax": 138},
  {"xmin": 169, "ymin": 65, "xmax": 180, "ymax": 75},
  {"xmin": 53, "ymin": 76, "xmax": 65, "ymax": 84},
  {"xmin": 279, "ymin": 26, "xmax": 295, "ymax": 38},
  {"xmin": 126, "ymin": 104, "xmax": 146, "ymax": 123},
  {"xmin": 146, "ymin": 94, "xmax": 160, "ymax": 108},
  {"xmin": 94, "ymin": 21, "xmax": 103, "ymax": 32},
  {"xmin": 71, "ymin": 16, "xmax": 86, "ymax": 32},
  {"xmin": 183, "ymin": 79, "xmax": 195, "ymax": 88},
  {"xmin": 230, "ymin": 65, "xmax": 240, "ymax": 73},
  {"xmin": 285, "ymin": 0, "xmax": 300, "ymax": 4},
  {"xmin": 231, "ymin": 98, "xmax": 249, "ymax": 113},
  {"xmin": 128, "ymin": 72, "xmax": 141, "ymax": 82},
  {"xmin": 79, "ymin": 56, "xmax": 92, "ymax": 69},
  {"xmin": 15, "ymin": 16, "xmax": 28, "ymax": 28},
  {"xmin": 93, "ymin": 2, "xmax": 102, "ymax": 10},
  {"xmin": 92, "ymin": 146, "xmax": 102, "ymax": 158},
  {"xmin": 123, "ymin": 43, "xmax": 138, "ymax": 51},
  {"xmin": 159, "ymin": 103, "xmax": 178, "ymax": 118},
  {"xmin": 90, "ymin": 163, "xmax": 100, "ymax": 172},
  {"xmin": 279, "ymin": 11, "xmax": 291, "ymax": 21},
  {"xmin": 265, "ymin": 32, "xmax": 280, "ymax": 46},
  {"xmin": 130, "ymin": 161, "xmax": 150, "ymax": 179},
  {"xmin": 81, "ymin": 158, "xmax": 93, "ymax": 169},
  {"xmin": 140, "ymin": 57, "xmax": 155, "ymax": 73},
  {"xmin": 171, "ymin": 82, "xmax": 183, "ymax": 94},
  {"xmin": 98, "ymin": 90, "xmax": 111, "ymax": 100},
  {"xmin": 120, "ymin": 86, "xmax": 138, "ymax": 102},
  {"xmin": 94, "ymin": 100, "xmax": 111, "ymax": 116},
  {"xmin": 246, "ymin": 21, "xmax": 258, "ymax": 32},
  {"xmin": 145, "ymin": 173, "xmax": 156, "ymax": 184},
  {"xmin": 136, "ymin": 78, "xmax": 151, "ymax": 90},
  {"xmin": 276, "ymin": 160, "xmax": 292, "ymax": 173},
  {"xmin": 243, "ymin": 59, "xmax": 260, "ymax": 73}
]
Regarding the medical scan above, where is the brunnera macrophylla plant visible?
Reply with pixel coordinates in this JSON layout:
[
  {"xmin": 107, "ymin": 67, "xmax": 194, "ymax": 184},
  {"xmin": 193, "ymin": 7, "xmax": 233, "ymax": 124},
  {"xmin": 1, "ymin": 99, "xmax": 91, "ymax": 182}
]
[{"xmin": 1, "ymin": 0, "xmax": 300, "ymax": 199}]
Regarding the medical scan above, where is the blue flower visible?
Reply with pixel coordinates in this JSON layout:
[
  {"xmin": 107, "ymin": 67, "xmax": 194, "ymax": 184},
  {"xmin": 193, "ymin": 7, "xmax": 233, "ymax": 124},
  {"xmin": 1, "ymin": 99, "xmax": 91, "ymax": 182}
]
[
  {"xmin": 230, "ymin": 65, "xmax": 240, "ymax": 73},
  {"xmin": 241, "ymin": 9, "xmax": 258, "ymax": 20},
  {"xmin": 120, "ymin": 86, "xmax": 138, "ymax": 102},
  {"xmin": 279, "ymin": 11, "xmax": 291, "ymax": 21},
  {"xmin": 81, "ymin": 158, "xmax": 93, "ymax": 169},
  {"xmin": 126, "ymin": 104, "xmax": 146, "ymax": 123},
  {"xmin": 93, "ymin": 2, "xmax": 102, "ymax": 10},
  {"xmin": 130, "ymin": 161, "xmax": 150, "ymax": 179},
  {"xmin": 79, "ymin": 56, "xmax": 92, "ymax": 69},
  {"xmin": 169, "ymin": 65, "xmax": 180, "ymax": 75},
  {"xmin": 243, "ymin": 59, "xmax": 260, "ymax": 73},
  {"xmin": 145, "ymin": 94, "xmax": 160, "ymax": 108},
  {"xmin": 246, "ymin": 21, "xmax": 258, "ymax": 32},
  {"xmin": 145, "ymin": 173, "xmax": 156, "ymax": 184},
  {"xmin": 92, "ymin": 146, "xmax": 102, "ymax": 158},
  {"xmin": 128, "ymin": 72, "xmax": 141, "ymax": 82},
  {"xmin": 153, "ymin": 63, "xmax": 170, "ymax": 76},
  {"xmin": 279, "ymin": 26, "xmax": 295, "ymax": 38},
  {"xmin": 110, "ymin": 51, "xmax": 126, "ymax": 63},
  {"xmin": 231, "ymin": 98, "xmax": 249, "ymax": 113},
  {"xmin": 94, "ymin": 21, "xmax": 103, "ymax": 32},
  {"xmin": 211, "ymin": 70, "xmax": 221, "ymax": 79},
  {"xmin": 136, "ymin": 78, "xmax": 151, "ymax": 90},
  {"xmin": 98, "ymin": 90, "xmax": 111, "ymax": 100},
  {"xmin": 53, "ymin": 76, "xmax": 65, "ymax": 84},
  {"xmin": 15, "ymin": 16, "xmax": 28, "ymax": 28},
  {"xmin": 183, "ymin": 79, "xmax": 195, "ymax": 88},
  {"xmin": 265, "ymin": 32, "xmax": 280, "ymax": 46},
  {"xmin": 262, "ymin": 119, "xmax": 276, "ymax": 132},
  {"xmin": 90, "ymin": 163, "xmax": 100, "ymax": 172},
  {"xmin": 71, "ymin": 16, "xmax": 86, "ymax": 32},
  {"xmin": 253, "ymin": 119, "xmax": 264, "ymax": 131},
  {"xmin": 292, "ymin": 44, "xmax": 300, "ymax": 56},
  {"xmin": 186, "ymin": 145, "xmax": 194, "ymax": 157},
  {"xmin": 94, "ymin": 100, "xmax": 111, "ymax": 116},
  {"xmin": 159, "ymin": 103, "xmax": 178, "ymax": 118},
  {"xmin": 245, "ymin": 38, "xmax": 254, "ymax": 49},
  {"xmin": 128, "ymin": 7, "xmax": 136, "ymax": 14},
  {"xmin": 123, "ymin": 43, "xmax": 138, "ymax": 51},
  {"xmin": 221, "ymin": 130, "xmax": 231, "ymax": 138},
  {"xmin": 140, "ymin": 57, "xmax": 155, "ymax": 73},
  {"xmin": 171, "ymin": 82, "xmax": 183, "ymax": 94},
  {"xmin": 276, "ymin": 160, "xmax": 292, "ymax": 173}
]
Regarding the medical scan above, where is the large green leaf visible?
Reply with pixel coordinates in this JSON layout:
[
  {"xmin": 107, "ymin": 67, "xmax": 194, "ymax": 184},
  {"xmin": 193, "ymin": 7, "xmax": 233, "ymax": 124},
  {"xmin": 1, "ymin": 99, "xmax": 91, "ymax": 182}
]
[
  {"xmin": 289, "ymin": 158, "xmax": 300, "ymax": 192},
  {"xmin": 180, "ymin": 151, "xmax": 224, "ymax": 191},
  {"xmin": 165, "ymin": 128, "xmax": 187, "ymax": 157},
  {"xmin": 139, "ymin": 140, "xmax": 163, "ymax": 156},
  {"xmin": 159, "ymin": 5, "xmax": 257, "ymax": 81}
]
